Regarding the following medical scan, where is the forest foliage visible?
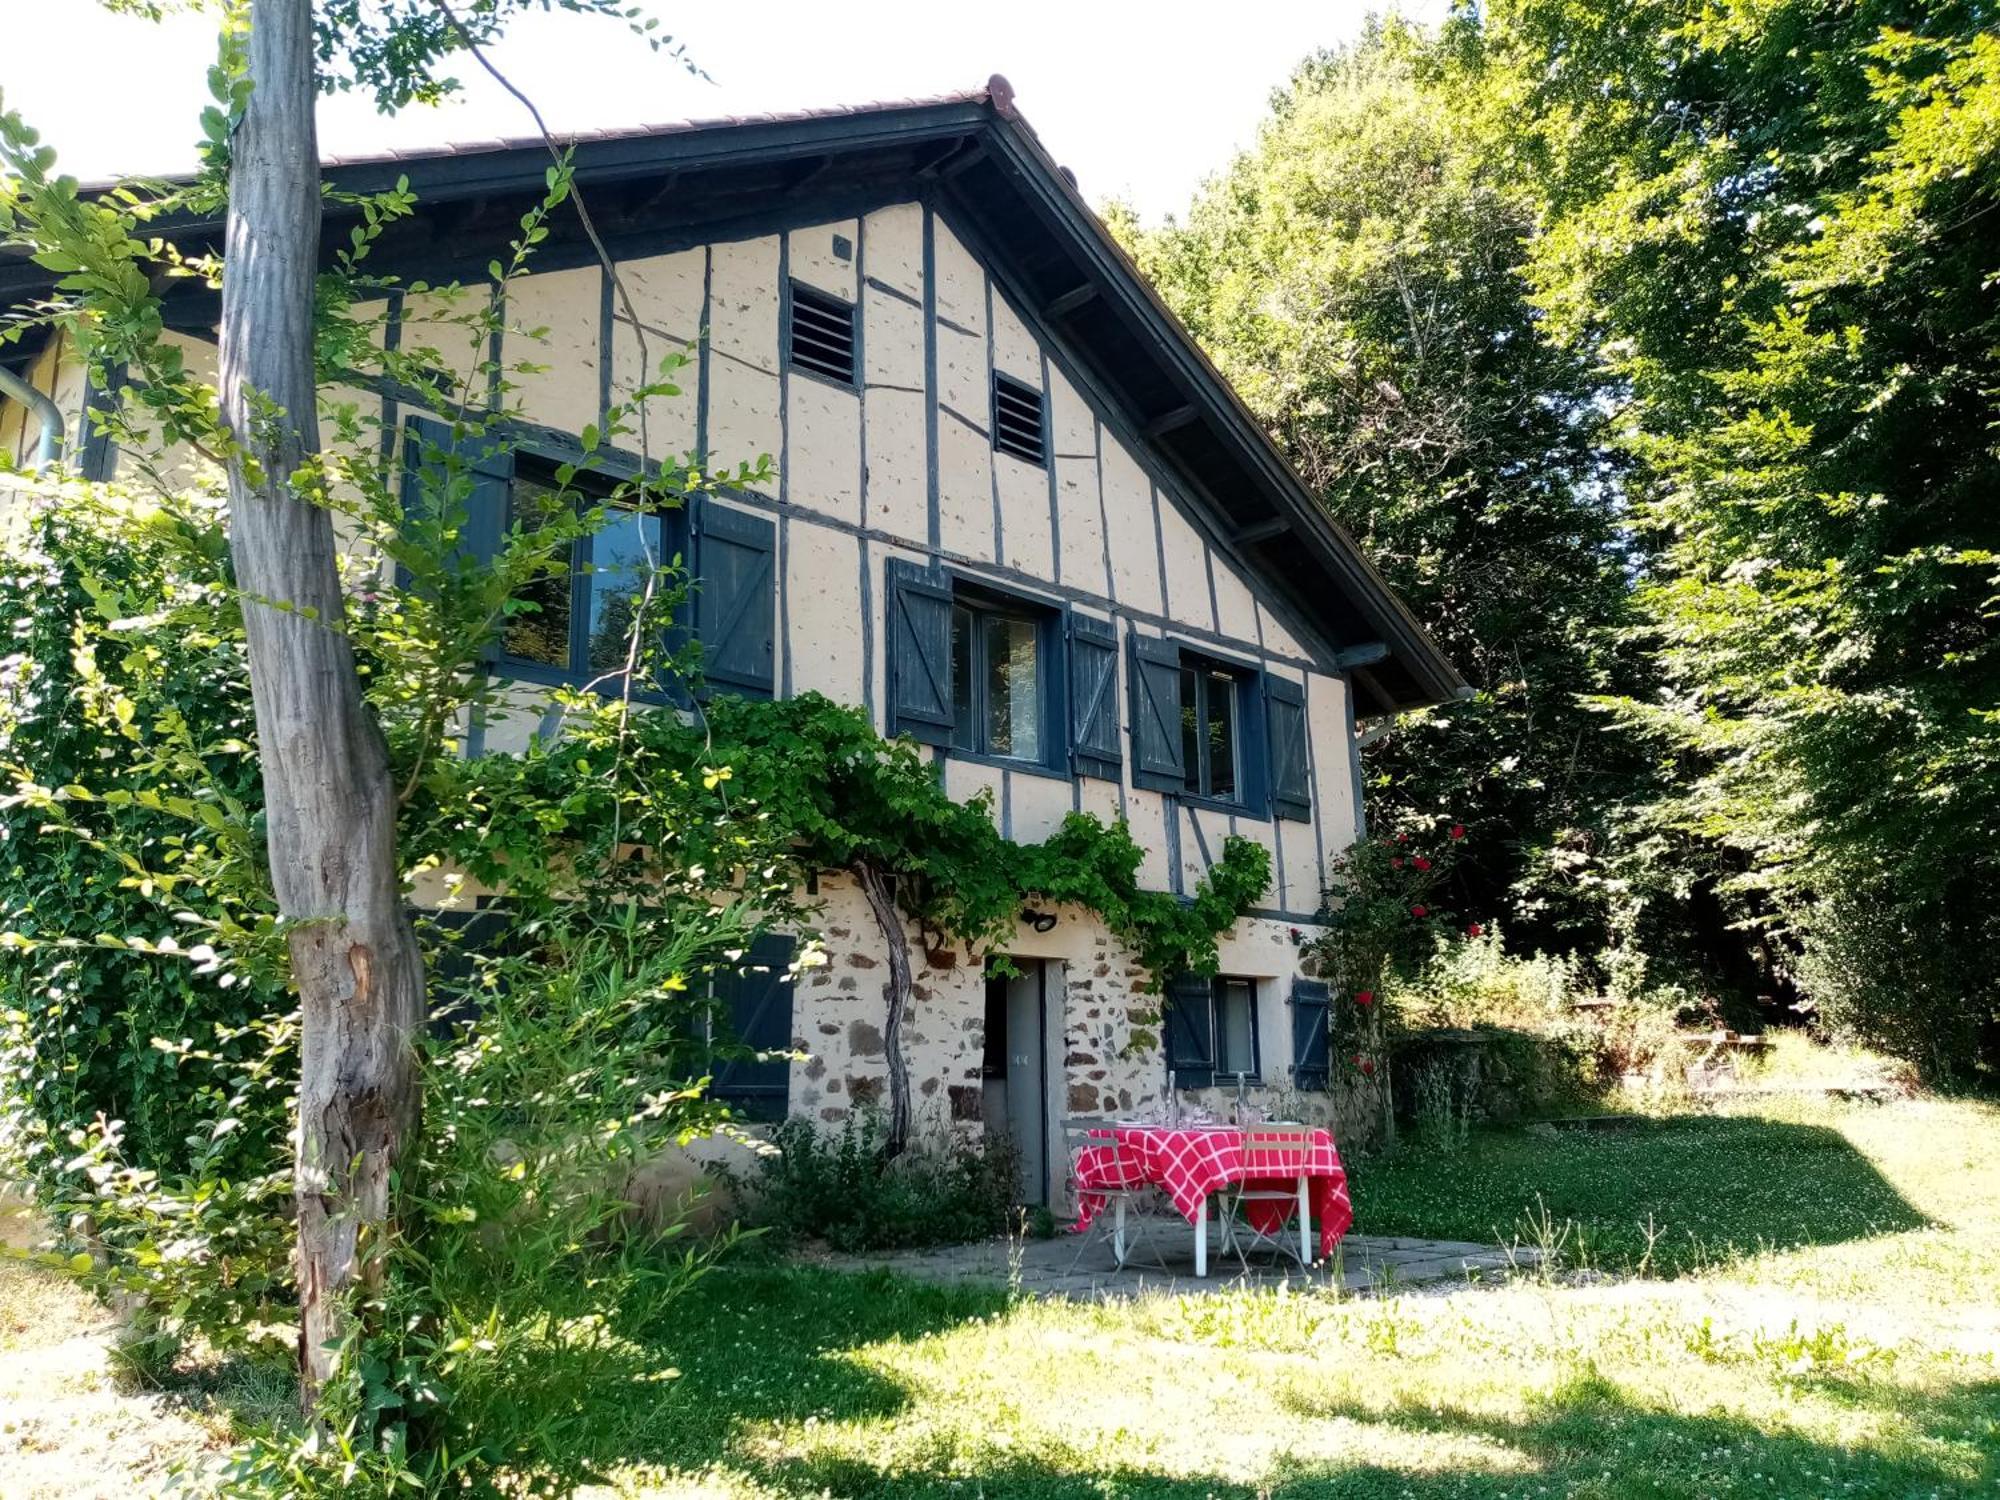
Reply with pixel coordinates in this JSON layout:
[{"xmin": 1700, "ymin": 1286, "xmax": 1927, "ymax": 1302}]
[{"xmin": 1123, "ymin": 2, "xmax": 2000, "ymax": 1075}]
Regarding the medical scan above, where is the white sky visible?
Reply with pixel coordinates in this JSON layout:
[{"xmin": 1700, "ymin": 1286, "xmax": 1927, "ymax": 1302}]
[{"xmin": 3, "ymin": 0, "xmax": 1441, "ymax": 223}]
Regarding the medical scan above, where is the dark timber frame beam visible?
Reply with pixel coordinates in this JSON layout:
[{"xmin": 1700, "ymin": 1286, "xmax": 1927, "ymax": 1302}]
[
  {"xmin": 1143, "ymin": 404, "xmax": 1198, "ymax": 439},
  {"xmin": 1044, "ymin": 282, "xmax": 1098, "ymax": 319}
]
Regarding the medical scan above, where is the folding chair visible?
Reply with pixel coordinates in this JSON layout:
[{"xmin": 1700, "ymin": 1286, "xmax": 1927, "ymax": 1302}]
[
  {"xmin": 1060, "ymin": 1117, "xmax": 1171, "ymax": 1273},
  {"xmin": 1220, "ymin": 1124, "xmax": 1316, "ymax": 1272}
]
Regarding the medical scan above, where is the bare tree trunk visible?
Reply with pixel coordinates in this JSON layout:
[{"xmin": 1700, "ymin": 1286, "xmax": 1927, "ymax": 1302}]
[
  {"xmin": 219, "ymin": 0, "xmax": 424, "ymax": 1405},
  {"xmin": 851, "ymin": 861, "xmax": 912, "ymax": 1157}
]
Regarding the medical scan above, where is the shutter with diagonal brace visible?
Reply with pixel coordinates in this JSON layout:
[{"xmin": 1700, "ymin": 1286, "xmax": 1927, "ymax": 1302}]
[
  {"xmin": 1290, "ymin": 977, "xmax": 1331, "ymax": 1090},
  {"xmin": 886, "ymin": 558, "xmax": 955, "ymax": 745},
  {"xmin": 1163, "ymin": 971, "xmax": 1216, "ymax": 1089},
  {"xmin": 694, "ymin": 498, "xmax": 775, "ymax": 698},
  {"xmin": 1067, "ymin": 610, "xmax": 1121, "ymax": 781},
  {"xmin": 1128, "ymin": 633, "xmax": 1187, "ymax": 793},
  {"xmin": 710, "ymin": 932, "xmax": 796, "ymax": 1121},
  {"xmin": 1265, "ymin": 674, "xmax": 1312, "ymax": 822}
]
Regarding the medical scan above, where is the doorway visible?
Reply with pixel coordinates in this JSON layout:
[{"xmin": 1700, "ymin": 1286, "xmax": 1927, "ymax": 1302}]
[{"xmin": 981, "ymin": 960, "xmax": 1054, "ymax": 1204}]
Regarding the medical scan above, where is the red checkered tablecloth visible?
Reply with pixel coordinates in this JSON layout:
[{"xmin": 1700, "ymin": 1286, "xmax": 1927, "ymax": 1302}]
[{"xmin": 1072, "ymin": 1124, "xmax": 1352, "ymax": 1257}]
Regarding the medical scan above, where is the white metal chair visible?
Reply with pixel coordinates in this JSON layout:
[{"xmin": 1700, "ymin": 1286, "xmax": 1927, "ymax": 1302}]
[
  {"xmin": 1060, "ymin": 1117, "xmax": 1171, "ymax": 1273},
  {"xmin": 1220, "ymin": 1124, "xmax": 1316, "ymax": 1272}
]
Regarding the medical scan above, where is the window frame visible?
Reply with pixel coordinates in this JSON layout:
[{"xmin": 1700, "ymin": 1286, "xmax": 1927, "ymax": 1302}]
[
  {"xmin": 493, "ymin": 452, "xmax": 684, "ymax": 701},
  {"xmin": 941, "ymin": 578, "xmax": 1067, "ymax": 778},
  {"xmin": 1178, "ymin": 650, "xmax": 1257, "ymax": 811}
]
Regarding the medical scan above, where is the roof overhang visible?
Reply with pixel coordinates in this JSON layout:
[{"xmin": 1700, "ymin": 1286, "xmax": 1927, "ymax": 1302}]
[{"xmin": 0, "ymin": 80, "xmax": 1464, "ymax": 710}]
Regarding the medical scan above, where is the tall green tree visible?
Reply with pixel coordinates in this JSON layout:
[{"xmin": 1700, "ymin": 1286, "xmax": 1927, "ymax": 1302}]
[
  {"xmin": 1465, "ymin": 0, "xmax": 2000, "ymax": 1071},
  {"xmin": 1125, "ymin": 24, "xmax": 1693, "ymax": 980}
]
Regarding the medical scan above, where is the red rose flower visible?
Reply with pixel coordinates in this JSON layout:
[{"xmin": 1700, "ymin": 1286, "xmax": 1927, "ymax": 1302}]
[
  {"xmin": 1395, "ymin": 833, "xmax": 1409, "ymax": 844},
  {"xmin": 1360, "ymin": 1058, "xmax": 1377, "ymax": 1077},
  {"xmin": 1411, "ymin": 904, "xmax": 1428, "ymax": 918},
  {"xmin": 1391, "ymin": 856, "xmax": 1404, "ymax": 869},
  {"xmin": 1466, "ymin": 922, "xmax": 1484, "ymax": 938},
  {"xmin": 1355, "ymin": 990, "xmax": 1375, "ymax": 1006},
  {"xmin": 1413, "ymin": 856, "xmax": 1432, "ymax": 872},
  {"xmin": 1449, "ymin": 824, "xmax": 1466, "ymax": 840}
]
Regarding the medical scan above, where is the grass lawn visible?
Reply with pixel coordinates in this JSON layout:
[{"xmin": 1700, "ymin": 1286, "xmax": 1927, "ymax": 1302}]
[{"xmin": 5, "ymin": 1094, "xmax": 1998, "ymax": 1497}]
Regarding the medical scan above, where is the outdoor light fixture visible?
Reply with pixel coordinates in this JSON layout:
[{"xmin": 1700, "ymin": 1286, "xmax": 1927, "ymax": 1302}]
[{"xmin": 1020, "ymin": 907, "xmax": 1059, "ymax": 933}]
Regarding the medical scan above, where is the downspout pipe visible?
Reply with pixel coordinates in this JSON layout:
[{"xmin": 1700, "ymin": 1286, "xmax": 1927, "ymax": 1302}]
[{"xmin": 0, "ymin": 365, "xmax": 64, "ymax": 472}]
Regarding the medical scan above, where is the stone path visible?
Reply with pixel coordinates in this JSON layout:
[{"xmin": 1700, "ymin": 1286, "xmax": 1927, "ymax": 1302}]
[{"xmin": 813, "ymin": 1226, "xmax": 1535, "ymax": 1300}]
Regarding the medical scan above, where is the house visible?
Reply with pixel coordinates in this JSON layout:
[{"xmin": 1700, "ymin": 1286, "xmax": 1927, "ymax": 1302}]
[{"xmin": 0, "ymin": 78, "xmax": 1462, "ymax": 1195}]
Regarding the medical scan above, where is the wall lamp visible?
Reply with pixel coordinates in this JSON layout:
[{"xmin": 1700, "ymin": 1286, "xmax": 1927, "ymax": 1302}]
[{"xmin": 1020, "ymin": 907, "xmax": 1059, "ymax": 934}]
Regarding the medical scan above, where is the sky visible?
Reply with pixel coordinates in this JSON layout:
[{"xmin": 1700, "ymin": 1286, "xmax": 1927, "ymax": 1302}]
[{"xmin": 3, "ymin": 0, "xmax": 1442, "ymax": 224}]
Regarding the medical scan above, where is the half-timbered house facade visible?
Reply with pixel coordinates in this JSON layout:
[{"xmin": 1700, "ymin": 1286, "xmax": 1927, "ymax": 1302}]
[{"xmin": 0, "ymin": 79, "xmax": 1461, "ymax": 1192}]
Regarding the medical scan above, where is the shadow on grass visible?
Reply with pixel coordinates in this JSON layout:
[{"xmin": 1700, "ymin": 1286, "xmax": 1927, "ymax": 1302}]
[
  {"xmin": 559, "ymin": 1260, "xmax": 2000, "ymax": 1499},
  {"xmin": 1351, "ymin": 1113, "xmax": 1932, "ymax": 1273}
]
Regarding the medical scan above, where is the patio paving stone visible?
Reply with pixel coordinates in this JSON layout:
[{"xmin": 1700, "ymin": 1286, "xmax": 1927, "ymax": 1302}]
[{"xmin": 808, "ymin": 1229, "xmax": 1539, "ymax": 1301}]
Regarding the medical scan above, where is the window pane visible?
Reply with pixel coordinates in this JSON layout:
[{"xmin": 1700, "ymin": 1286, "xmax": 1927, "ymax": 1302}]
[
  {"xmin": 985, "ymin": 614, "xmax": 1040, "ymax": 760},
  {"xmin": 1206, "ymin": 670, "xmax": 1237, "ymax": 801},
  {"xmin": 585, "ymin": 507, "xmax": 657, "ymax": 674},
  {"xmin": 950, "ymin": 606, "xmax": 976, "ymax": 750},
  {"xmin": 1216, "ymin": 979, "xmax": 1256, "ymax": 1077},
  {"xmin": 1181, "ymin": 667, "xmax": 1202, "ymax": 793},
  {"xmin": 502, "ymin": 476, "xmax": 572, "ymax": 669}
]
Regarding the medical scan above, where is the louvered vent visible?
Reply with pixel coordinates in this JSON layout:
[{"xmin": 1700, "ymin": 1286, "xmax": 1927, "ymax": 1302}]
[
  {"xmin": 787, "ymin": 281, "xmax": 857, "ymax": 386},
  {"xmin": 992, "ymin": 371, "xmax": 1046, "ymax": 466}
]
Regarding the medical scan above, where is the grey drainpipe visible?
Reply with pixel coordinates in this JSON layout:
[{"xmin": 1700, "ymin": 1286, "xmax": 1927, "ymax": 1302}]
[{"xmin": 0, "ymin": 366, "xmax": 64, "ymax": 471}]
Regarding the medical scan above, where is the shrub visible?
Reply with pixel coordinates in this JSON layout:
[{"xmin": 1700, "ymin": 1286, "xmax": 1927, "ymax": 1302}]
[{"xmin": 739, "ymin": 1113, "xmax": 1019, "ymax": 1253}]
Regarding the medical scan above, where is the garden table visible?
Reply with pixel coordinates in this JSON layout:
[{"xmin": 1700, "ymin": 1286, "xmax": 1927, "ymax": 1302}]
[{"xmin": 1072, "ymin": 1123, "xmax": 1352, "ymax": 1276}]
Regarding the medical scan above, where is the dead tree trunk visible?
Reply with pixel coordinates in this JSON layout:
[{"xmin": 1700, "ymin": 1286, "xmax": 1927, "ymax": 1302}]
[
  {"xmin": 851, "ymin": 860, "xmax": 912, "ymax": 1157},
  {"xmin": 219, "ymin": 0, "xmax": 424, "ymax": 1405}
]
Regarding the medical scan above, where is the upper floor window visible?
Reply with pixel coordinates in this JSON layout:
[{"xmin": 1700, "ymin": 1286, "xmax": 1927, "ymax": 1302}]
[
  {"xmin": 886, "ymin": 561, "xmax": 1065, "ymax": 774},
  {"xmin": 503, "ymin": 465, "xmax": 672, "ymax": 683},
  {"xmin": 401, "ymin": 415, "xmax": 774, "ymax": 702},
  {"xmin": 1180, "ymin": 660, "xmax": 1244, "ymax": 802},
  {"xmin": 951, "ymin": 597, "xmax": 1045, "ymax": 762},
  {"xmin": 786, "ymin": 280, "xmax": 857, "ymax": 387}
]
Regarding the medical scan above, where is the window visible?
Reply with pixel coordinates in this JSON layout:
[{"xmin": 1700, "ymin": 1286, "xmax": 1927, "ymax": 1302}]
[
  {"xmin": 1214, "ymin": 978, "xmax": 1259, "ymax": 1077},
  {"xmin": 1164, "ymin": 972, "xmax": 1262, "ymax": 1086},
  {"xmin": 991, "ymin": 371, "xmax": 1046, "ymax": 466},
  {"xmin": 887, "ymin": 561, "xmax": 1059, "ymax": 764},
  {"xmin": 1180, "ymin": 660, "xmax": 1244, "ymax": 802},
  {"xmin": 950, "ymin": 599, "xmax": 1046, "ymax": 761},
  {"xmin": 497, "ymin": 463, "xmax": 679, "ymax": 690},
  {"xmin": 786, "ymin": 280, "xmax": 857, "ymax": 386}
]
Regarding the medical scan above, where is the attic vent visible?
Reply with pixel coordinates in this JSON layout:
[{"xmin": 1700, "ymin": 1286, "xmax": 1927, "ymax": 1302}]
[
  {"xmin": 991, "ymin": 371, "xmax": 1046, "ymax": 466},
  {"xmin": 787, "ymin": 281, "xmax": 857, "ymax": 386}
]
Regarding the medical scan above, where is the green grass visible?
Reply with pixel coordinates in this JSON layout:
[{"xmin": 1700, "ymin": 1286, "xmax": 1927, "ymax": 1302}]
[
  {"xmin": 7, "ymin": 1095, "xmax": 2000, "ymax": 1497},
  {"xmin": 589, "ymin": 1095, "xmax": 2000, "ymax": 1496},
  {"xmin": 1349, "ymin": 1101, "xmax": 1939, "ymax": 1275}
]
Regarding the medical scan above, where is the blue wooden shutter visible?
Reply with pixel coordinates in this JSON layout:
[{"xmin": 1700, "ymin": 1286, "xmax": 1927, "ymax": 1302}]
[
  {"xmin": 1128, "ymin": 633, "xmax": 1186, "ymax": 792},
  {"xmin": 710, "ymin": 932, "xmax": 796, "ymax": 1121},
  {"xmin": 1068, "ymin": 611, "xmax": 1121, "ymax": 781},
  {"xmin": 1291, "ymin": 977, "xmax": 1331, "ymax": 1090},
  {"xmin": 886, "ymin": 558, "xmax": 955, "ymax": 745},
  {"xmin": 1265, "ymin": 674, "xmax": 1312, "ymax": 822},
  {"xmin": 694, "ymin": 498, "xmax": 775, "ymax": 698},
  {"xmin": 401, "ymin": 413, "xmax": 511, "ymax": 571},
  {"xmin": 1163, "ymin": 971, "xmax": 1216, "ymax": 1089}
]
